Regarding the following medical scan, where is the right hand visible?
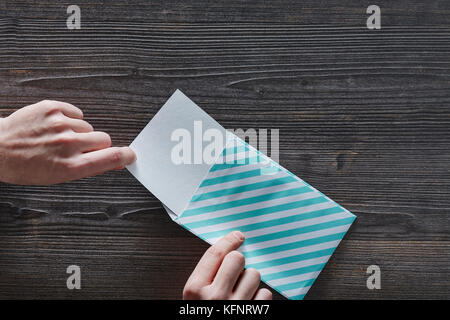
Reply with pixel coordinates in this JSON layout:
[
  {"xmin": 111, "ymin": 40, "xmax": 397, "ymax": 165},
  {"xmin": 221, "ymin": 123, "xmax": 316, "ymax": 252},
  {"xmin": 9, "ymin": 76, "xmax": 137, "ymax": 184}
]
[
  {"xmin": 0, "ymin": 100, "xmax": 136, "ymax": 185},
  {"xmin": 183, "ymin": 231, "xmax": 272, "ymax": 300}
]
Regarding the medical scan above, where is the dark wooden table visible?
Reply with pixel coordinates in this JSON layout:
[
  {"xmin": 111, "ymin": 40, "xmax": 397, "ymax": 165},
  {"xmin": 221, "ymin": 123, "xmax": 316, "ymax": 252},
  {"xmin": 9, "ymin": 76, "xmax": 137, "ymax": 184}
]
[{"xmin": 0, "ymin": 0, "xmax": 449, "ymax": 299}]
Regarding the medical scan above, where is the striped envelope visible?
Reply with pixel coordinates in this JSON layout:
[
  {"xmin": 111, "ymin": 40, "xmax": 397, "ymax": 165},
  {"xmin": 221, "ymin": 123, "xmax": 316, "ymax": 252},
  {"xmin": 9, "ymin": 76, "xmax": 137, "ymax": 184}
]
[{"xmin": 127, "ymin": 90, "xmax": 356, "ymax": 300}]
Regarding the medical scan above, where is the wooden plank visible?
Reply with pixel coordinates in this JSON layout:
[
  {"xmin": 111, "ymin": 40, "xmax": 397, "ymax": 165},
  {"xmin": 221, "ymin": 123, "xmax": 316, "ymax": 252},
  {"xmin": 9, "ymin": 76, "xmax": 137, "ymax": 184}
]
[{"xmin": 0, "ymin": 0, "xmax": 449, "ymax": 299}]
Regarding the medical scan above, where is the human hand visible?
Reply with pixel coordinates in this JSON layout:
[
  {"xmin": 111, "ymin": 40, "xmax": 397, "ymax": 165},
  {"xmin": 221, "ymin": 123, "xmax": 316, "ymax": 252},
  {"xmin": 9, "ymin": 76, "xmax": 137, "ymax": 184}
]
[
  {"xmin": 0, "ymin": 100, "xmax": 136, "ymax": 185},
  {"xmin": 183, "ymin": 231, "xmax": 272, "ymax": 300}
]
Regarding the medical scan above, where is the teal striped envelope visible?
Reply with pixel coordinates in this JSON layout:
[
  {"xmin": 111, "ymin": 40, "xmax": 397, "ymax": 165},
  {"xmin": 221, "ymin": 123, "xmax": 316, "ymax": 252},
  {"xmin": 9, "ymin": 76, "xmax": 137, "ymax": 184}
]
[{"xmin": 127, "ymin": 90, "xmax": 356, "ymax": 300}]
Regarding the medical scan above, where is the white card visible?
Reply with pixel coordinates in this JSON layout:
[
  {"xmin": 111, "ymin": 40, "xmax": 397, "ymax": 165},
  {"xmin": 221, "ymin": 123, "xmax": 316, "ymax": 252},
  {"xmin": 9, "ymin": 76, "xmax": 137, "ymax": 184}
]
[{"xmin": 126, "ymin": 89, "xmax": 226, "ymax": 216}]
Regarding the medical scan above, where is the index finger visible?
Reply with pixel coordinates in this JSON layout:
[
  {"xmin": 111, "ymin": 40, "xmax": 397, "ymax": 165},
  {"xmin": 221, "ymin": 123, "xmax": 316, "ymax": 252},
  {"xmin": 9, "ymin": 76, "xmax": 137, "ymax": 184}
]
[
  {"xmin": 187, "ymin": 231, "xmax": 245, "ymax": 288},
  {"xmin": 69, "ymin": 146, "xmax": 136, "ymax": 180}
]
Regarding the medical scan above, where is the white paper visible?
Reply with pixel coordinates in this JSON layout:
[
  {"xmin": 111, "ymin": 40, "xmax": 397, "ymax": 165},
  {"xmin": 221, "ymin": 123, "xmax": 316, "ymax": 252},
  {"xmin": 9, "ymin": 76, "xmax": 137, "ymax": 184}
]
[{"xmin": 126, "ymin": 89, "xmax": 226, "ymax": 216}]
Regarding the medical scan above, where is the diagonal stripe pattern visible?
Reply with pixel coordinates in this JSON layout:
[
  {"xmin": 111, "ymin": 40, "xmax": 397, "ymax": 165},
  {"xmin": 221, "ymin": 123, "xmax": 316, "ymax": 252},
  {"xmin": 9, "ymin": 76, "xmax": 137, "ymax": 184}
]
[{"xmin": 175, "ymin": 135, "xmax": 356, "ymax": 300}]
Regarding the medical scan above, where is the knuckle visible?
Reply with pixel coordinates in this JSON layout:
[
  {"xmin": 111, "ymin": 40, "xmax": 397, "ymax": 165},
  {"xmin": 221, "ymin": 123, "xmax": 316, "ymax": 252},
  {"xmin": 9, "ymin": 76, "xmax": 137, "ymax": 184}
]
[
  {"xmin": 205, "ymin": 245, "xmax": 225, "ymax": 260},
  {"xmin": 58, "ymin": 158, "xmax": 79, "ymax": 173},
  {"xmin": 246, "ymin": 268, "xmax": 261, "ymax": 281},
  {"xmin": 98, "ymin": 131, "xmax": 112, "ymax": 145},
  {"xmin": 54, "ymin": 132, "xmax": 78, "ymax": 145},
  {"xmin": 182, "ymin": 283, "xmax": 201, "ymax": 299},
  {"xmin": 209, "ymin": 287, "xmax": 227, "ymax": 300},
  {"xmin": 49, "ymin": 116, "xmax": 69, "ymax": 131},
  {"xmin": 40, "ymin": 100, "xmax": 59, "ymax": 114},
  {"xmin": 66, "ymin": 154, "xmax": 94, "ymax": 175},
  {"xmin": 223, "ymin": 232, "xmax": 241, "ymax": 246},
  {"xmin": 110, "ymin": 147, "xmax": 123, "ymax": 164},
  {"xmin": 227, "ymin": 250, "xmax": 245, "ymax": 265},
  {"xmin": 40, "ymin": 99, "xmax": 53, "ymax": 106}
]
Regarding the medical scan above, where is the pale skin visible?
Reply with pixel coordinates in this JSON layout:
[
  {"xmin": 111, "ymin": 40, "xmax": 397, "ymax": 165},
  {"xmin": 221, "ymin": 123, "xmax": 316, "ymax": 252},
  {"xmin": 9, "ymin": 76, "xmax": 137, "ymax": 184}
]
[
  {"xmin": 0, "ymin": 100, "xmax": 272, "ymax": 300},
  {"xmin": 183, "ymin": 231, "xmax": 272, "ymax": 300},
  {"xmin": 0, "ymin": 100, "xmax": 136, "ymax": 185}
]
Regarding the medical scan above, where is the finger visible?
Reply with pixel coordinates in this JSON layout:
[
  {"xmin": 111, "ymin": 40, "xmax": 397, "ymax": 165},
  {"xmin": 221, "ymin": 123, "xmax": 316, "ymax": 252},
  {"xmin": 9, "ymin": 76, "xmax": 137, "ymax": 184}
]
[
  {"xmin": 66, "ymin": 118, "xmax": 94, "ymax": 133},
  {"xmin": 186, "ymin": 231, "xmax": 245, "ymax": 289},
  {"xmin": 212, "ymin": 251, "xmax": 245, "ymax": 294},
  {"xmin": 77, "ymin": 131, "xmax": 111, "ymax": 152},
  {"xmin": 232, "ymin": 268, "xmax": 261, "ymax": 300},
  {"xmin": 70, "ymin": 146, "xmax": 136, "ymax": 179},
  {"xmin": 253, "ymin": 288, "xmax": 272, "ymax": 300},
  {"xmin": 50, "ymin": 101, "xmax": 84, "ymax": 119}
]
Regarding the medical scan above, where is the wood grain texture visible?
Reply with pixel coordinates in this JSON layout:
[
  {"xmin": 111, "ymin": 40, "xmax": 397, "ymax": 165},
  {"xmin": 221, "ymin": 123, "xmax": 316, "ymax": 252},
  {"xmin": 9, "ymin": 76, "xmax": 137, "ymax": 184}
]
[{"xmin": 0, "ymin": 0, "xmax": 449, "ymax": 299}]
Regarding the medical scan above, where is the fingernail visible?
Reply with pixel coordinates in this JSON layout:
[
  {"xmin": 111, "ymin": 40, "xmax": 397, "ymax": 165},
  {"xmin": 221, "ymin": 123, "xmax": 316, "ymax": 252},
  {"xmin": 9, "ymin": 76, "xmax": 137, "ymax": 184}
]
[{"xmin": 232, "ymin": 231, "xmax": 245, "ymax": 242}]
